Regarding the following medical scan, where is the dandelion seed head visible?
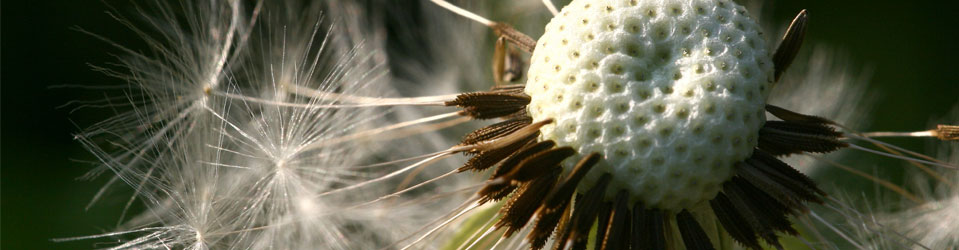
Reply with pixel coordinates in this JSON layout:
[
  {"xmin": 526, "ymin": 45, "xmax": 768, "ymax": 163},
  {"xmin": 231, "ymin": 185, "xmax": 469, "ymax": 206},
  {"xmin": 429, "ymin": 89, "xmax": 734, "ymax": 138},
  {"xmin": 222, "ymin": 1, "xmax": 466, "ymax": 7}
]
[
  {"xmin": 525, "ymin": 0, "xmax": 771, "ymax": 209},
  {"xmin": 76, "ymin": 0, "xmax": 955, "ymax": 249}
]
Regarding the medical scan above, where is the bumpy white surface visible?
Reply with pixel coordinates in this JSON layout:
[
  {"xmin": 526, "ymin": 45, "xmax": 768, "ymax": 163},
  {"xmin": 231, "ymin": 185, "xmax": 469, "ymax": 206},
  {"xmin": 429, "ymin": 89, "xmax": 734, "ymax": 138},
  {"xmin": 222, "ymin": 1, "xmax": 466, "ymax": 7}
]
[{"xmin": 525, "ymin": 0, "xmax": 773, "ymax": 210}]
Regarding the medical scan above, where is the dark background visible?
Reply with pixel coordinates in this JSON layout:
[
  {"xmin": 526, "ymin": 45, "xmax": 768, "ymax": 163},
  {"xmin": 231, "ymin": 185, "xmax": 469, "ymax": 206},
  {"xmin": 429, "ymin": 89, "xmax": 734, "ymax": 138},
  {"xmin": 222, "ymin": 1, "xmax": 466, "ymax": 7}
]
[{"xmin": 2, "ymin": 1, "xmax": 957, "ymax": 249}]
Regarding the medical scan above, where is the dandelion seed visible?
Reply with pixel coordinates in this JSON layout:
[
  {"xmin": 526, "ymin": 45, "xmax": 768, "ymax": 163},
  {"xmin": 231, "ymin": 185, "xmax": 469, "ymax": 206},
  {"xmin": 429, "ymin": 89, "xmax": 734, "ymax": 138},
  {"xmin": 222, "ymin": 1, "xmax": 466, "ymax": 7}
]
[
  {"xmin": 880, "ymin": 106, "xmax": 959, "ymax": 250},
  {"xmin": 74, "ymin": 0, "xmax": 248, "ymax": 211}
]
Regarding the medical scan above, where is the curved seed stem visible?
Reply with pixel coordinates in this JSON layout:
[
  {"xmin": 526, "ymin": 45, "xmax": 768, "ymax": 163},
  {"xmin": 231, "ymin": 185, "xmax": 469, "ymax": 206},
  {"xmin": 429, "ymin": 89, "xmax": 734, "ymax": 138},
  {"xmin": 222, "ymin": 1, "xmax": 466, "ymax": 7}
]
[{"xmin": 542, "ymin": 0, "xmax": 559, "ymax": 15}]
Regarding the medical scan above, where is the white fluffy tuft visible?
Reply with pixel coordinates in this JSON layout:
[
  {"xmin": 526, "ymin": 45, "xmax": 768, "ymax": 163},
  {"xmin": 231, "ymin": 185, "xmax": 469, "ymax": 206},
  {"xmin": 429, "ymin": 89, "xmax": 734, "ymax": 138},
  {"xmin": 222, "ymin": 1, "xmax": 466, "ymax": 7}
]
[{"xmin": 71, "ymin": 1, "xmax": 469, "ymax": 248}]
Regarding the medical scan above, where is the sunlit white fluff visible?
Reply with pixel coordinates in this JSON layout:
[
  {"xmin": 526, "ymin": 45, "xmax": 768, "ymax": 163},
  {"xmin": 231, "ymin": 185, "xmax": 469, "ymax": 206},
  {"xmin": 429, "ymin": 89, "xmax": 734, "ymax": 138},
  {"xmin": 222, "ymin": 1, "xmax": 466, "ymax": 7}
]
[
  {"xmin": 889, "ymin": 177, "xmax": 959, "ymax": 250},
  {"xmin": 803, "ymin": 151, "xmax": 958, "ymax": 250},
  {"xmin": 73, "ymin": 0, "xmax": 253, "ymax": 216},
  {"xmin": 798, "ymin": 106, "xmax": 959, "ymax": 250},
  {"xmin": 72, "ymin": 0, "xmax": 474, "ymax": 248},
  {"xmin": 880, "ymin": 107, "xmax": 959, "ymax": 250}
]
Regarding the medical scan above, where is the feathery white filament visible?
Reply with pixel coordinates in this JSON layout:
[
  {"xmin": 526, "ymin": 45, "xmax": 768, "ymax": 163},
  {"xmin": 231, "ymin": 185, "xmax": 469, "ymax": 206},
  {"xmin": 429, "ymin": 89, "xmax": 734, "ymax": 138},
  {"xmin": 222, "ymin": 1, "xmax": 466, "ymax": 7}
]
[
  {"xmin": 286, "ymin": 83, "xmax": 460, "ymax": 106},
  {"xmin": 541, "ymin": 0, "xmax": 559, "ymax": 15},
  {"xmin": 429, "ymin": 0, "xmax": 495, "ymax": 27}
]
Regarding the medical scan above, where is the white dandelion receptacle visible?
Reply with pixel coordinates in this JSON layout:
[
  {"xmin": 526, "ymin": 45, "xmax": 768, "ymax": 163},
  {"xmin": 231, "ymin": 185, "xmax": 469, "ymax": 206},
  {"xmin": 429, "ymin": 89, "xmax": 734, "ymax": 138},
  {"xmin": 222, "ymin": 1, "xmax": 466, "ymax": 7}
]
[{"xmin": 526, "ymin": 0, "xmax": 772, "ymax": 209}]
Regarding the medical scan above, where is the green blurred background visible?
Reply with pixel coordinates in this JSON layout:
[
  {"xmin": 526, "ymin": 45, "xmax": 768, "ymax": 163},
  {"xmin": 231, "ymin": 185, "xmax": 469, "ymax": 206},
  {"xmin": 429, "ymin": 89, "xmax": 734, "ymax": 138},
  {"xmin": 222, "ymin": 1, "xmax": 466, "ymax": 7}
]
[{"xmin": 1, "ymin": 0, "xmax": 956, "ymax": 249}]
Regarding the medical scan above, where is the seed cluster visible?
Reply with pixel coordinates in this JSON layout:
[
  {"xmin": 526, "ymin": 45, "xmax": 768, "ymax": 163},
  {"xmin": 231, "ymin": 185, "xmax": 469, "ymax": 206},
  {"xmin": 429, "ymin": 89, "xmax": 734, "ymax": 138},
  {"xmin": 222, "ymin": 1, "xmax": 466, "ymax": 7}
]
[{"xmin": 525, "ymin": 0, "xmax": 774, "ymax": 209}]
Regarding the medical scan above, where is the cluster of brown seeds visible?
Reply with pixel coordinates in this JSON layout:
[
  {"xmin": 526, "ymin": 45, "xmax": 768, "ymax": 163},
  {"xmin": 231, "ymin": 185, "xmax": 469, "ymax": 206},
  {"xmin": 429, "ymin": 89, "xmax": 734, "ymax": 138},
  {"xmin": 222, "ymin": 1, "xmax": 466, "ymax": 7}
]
[{"xmin": 446, "ymin": 88, "xmax": 842, "ymax": 249}]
